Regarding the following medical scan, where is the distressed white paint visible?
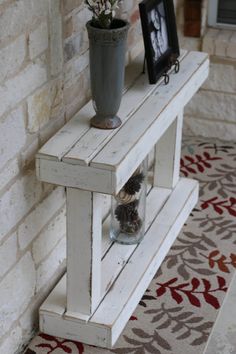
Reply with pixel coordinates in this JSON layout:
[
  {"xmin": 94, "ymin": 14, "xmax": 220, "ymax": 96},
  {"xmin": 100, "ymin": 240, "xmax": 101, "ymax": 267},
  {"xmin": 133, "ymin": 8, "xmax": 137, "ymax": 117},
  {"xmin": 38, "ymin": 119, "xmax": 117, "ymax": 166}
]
[
  {"xmin": 37, "ymin": 50, "xmax": 208, "ymax": 348},
  {"xmin": 154, "ymin": 110, "xmax": 184, "ymax": 188},
  {"xmin": 39, "ymin": 178, "xmax": 198, "ymax": 347},
  {"xmin": 66, "ymin": 189, "xmax": 102, "ymax": 316},
  {"xmin": 63, "ymin": 52, "xmax": 187, "ymax": 167},
  {"xmin": 36, "ymin": 157, "xmax": 113, "ymax": 194}
]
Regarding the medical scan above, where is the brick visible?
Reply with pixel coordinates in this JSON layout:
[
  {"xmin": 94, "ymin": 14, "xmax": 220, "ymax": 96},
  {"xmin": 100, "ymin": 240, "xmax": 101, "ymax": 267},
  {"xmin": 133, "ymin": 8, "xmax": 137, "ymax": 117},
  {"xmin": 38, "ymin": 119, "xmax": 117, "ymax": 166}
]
[
  {"xmin": 0, "ymin": 35, "xmax": 26, "ymax": 83},
  {"xmin": 0, "ymin": 0, "xmax": 47, "ymax": 45},
  {"xmin": 202, "ymin": 28, "xmax": 219, "ymax": 55},
  {"xmin": 0, "ymin": 58, "xmax": 47, "ymax": 117},
  {"xmin": 36, "ymin": 237, "xmax": 66, "ymax": 292},
  {"xmin": 64, "ymin": 34, "xmax": 83, "ymax": 61},
  {"xmin": 27, "ymin": 79, "xmax": 64, "ymax": 133},
  {"xmin": 64, "ymin": 50, "xmax": 89, "ymax": 83},
  {"xmin": 0, "ymin": 232, "xmax": 17, "ymax": 279},
  {"xmin": 0, "ymin": 106, "xmax": 26, "ymax": 170},
  {"xmin": 39, "ymin": 113, "xmax": 65, "ymax": 146},
  {"xmin": 202, "ymin": 61, "xmax": 236, "ymax": 94},
  {"xmin": 0, "ymin": 326, "xmax": 22, "ymax": 354},
  {"xmin": 33, "ymin": 206, "xmax": 66, "ymax": 265},
  {"xmin": 49, "ymin": 0, "xmax": 63, "ymax": 76},
  {"xmin": 20, "ymin": 136, "xmax": 39, "ymax": 168},
  {"xmin": 179, "ymin": 33, "xmax": 201, "ymax": 51},
  {"xmin": 0, "ymin": 252, "xmax": 36, "ymax": 336},
  {"xmin": 29, "ymin": 21, "xmax": 48, "ymax": 59},
  {"xmin": 71, "ymin": 7, "xmax": 91, "ymax": 33},
  {"xmin": 0, "ymin": 158, "xmax": 19, "ymax": 193},
  {"xmin": 130, "ymin": 9, "xmax": 140, "ymax": 24},
  {"xmin": 120, "ymin": 0, "xmax": 136, "ymax": 13},
  {"xmin": 183, "ymin": 115, "xmax": 236, "ymax": 141},
  {"xmin": 227, "ymin": 32, "xmax": 236, "ymax": 59},
  {"xmin": 63, "ymin": 0, "xmax": 83, "ymax": 15},
  {"xmin": 185, "ymin": 90, "xmax": 236, "ymax": 123},
  {"xmin": 0, "ymin": 171, "xmax": 43, "ymax": 242},
  {"xmin": 64, "ymin": 17, "xmax": 73, "ymax": 39},
  {"xmin": 18, "ymin": 187, "xmax": 65, "ymax": 250},
  {"xmin": 215, "ymin": 30, "xmax": 232, "ymax": 57}
]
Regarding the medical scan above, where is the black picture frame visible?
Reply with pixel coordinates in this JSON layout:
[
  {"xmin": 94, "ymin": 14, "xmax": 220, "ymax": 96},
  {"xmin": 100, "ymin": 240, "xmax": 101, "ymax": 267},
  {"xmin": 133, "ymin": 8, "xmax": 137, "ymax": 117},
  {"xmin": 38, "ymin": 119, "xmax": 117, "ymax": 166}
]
[{"xmin": 139, "ymin": 0, "xmax": 180, "ymax": 84}]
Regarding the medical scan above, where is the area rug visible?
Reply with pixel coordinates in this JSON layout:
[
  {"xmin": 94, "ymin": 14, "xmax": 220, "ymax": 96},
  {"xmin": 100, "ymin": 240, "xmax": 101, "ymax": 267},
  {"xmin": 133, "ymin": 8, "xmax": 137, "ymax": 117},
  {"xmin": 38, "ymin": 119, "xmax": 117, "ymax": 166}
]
[{"xmin": 26, "ymin": 136, "xmax": 236, "ymax": 354}]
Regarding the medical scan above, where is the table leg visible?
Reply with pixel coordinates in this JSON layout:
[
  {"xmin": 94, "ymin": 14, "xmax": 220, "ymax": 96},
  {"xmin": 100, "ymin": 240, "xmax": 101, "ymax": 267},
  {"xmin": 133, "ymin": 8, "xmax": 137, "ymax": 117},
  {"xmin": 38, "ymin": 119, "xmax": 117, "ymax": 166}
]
[
  {"xmin": 153, "ymin": 110, "xmax": 183, "ymax": 189},
  {"xmin": 66, "ymin": 188, "xmax": 102, "ymax": 317}
]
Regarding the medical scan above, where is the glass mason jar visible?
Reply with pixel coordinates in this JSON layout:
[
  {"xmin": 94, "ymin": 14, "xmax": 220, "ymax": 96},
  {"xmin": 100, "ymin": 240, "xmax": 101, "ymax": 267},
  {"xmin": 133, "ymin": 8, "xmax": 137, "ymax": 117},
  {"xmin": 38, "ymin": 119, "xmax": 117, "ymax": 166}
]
[{"xmin": 110, "ymin": 159, "xmax": 148, "ymax": 245}]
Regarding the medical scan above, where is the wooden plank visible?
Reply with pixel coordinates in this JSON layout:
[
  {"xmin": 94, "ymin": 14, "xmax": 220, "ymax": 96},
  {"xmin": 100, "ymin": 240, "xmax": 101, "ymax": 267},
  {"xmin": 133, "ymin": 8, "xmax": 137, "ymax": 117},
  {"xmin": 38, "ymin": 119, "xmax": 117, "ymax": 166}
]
[
  {"xmin": 91, "ymin": 179, "xmax": 198, "ymax": 336},
  {"xmin": 40, "ymin": 274, "xmax": 66, "ymax": 316},
  {"xmin": 99, "ymin": 55, "xmax": 209, "ymax": 193},
  {"xmin": 36, "ymin": 157, "xmax": 113, "ymax": 194},
  {"xmin": 153, "ymin": 109, "xmax": 183, "ymax": 188},
  {"xmin": 91, "ymin": 52, "xmax": 208, "ymax": 173},
  {"xmin": 63, "ymin": 51, "xmax": 188, "ymax": 166},
  {"xmin": 66, "ymin": 189, "xmax": 102, "ymax": 316},
  {"xmin": 40, "ymin": 313, "xmax": 110, "ymax": 347},
  {"xmin": 101, "ymin": 185, "xmax": 171, "ymax": 298},
  {"xmin": 37, "ymin": 104, "xmax": 92, "ymax": 161},
  {"xmin": 40, "ymin": 178, "xmax": 198, "ymax": 348}
]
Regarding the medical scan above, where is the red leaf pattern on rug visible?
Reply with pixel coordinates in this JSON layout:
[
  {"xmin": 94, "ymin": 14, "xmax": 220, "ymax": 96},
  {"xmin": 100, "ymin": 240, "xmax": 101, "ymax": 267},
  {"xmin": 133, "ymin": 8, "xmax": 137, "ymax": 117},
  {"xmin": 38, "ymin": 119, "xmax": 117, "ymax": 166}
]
[
  {"xmin": 156, "ymin": 277, "xmax": 227, "ymax": 309},
  {"xmin": 201, "ymin": 197, "xmax": 236, "ymax": 216},
  {"xmin": 180, "ymin": 152, "xmax": 222, "ymax": 177},
  {"xmin": 36, "ymin": 333, "xmax": 84, "ymax": 353}
]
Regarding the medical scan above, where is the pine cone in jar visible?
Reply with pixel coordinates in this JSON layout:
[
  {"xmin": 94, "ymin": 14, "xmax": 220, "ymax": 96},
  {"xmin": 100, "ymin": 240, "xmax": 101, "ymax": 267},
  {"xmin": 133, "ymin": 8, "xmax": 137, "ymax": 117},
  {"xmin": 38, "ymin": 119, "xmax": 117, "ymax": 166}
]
[
  {"xmin": 115, "ymin": 200, "xmax": 139, "ymax": 223},
  {"xmin": 123, "ymin": 173, "xmax": 144, "ymax": 195}
]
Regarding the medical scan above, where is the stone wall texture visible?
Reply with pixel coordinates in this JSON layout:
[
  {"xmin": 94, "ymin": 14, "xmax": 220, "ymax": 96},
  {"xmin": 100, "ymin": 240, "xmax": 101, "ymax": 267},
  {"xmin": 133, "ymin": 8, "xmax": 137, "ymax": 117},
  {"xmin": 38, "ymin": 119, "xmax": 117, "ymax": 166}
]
[
  {"xmin": 0, "ymin": 1, "xmax": 143, "ymax": 352},
  {"xmin": 175, "ymin": 0, "xmax": 236, "ymax": 140},
  {"xmin": 0, "ymin": 0, "xmax": 235, "ymax": 352}
]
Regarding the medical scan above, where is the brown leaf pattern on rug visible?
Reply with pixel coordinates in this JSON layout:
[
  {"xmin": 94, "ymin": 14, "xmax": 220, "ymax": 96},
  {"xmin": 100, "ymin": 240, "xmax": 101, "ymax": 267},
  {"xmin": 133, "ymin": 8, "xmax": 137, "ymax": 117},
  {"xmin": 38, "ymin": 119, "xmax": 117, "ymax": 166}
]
[{"xmin": 27, "ymin": 137, "xmax": 236, "ymax": 354}]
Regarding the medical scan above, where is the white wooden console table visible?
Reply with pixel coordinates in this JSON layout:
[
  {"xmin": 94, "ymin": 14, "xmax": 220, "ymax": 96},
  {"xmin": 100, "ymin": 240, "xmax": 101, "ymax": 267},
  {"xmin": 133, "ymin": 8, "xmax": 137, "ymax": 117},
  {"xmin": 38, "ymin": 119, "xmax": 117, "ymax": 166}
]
[{"xmin": 36, "ymin": 50, "xmax": 209, "ymax": 348}]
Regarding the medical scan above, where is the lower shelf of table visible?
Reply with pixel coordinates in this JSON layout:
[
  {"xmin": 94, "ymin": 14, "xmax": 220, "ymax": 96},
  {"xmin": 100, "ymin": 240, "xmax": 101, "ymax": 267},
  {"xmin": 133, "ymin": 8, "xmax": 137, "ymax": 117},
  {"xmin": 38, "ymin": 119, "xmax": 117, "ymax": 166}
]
[{"xmin": 39, "ymin": 177, "xmax": 199, "ymax": 348}]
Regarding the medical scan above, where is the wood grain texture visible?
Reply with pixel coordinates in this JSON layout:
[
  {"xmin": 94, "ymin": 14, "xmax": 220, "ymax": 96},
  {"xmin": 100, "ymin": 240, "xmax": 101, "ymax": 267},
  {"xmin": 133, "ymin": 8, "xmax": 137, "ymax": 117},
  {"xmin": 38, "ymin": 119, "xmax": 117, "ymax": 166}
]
[
  {"xmin": 154, "ymin": 109, "xmax": 183, "ymax": 188},
  {"xmin": 39, "ymin": 178, "xmax": 198, "ymax": 348},
  {"xmin": 66, "ymin": 189, "xmax": 102, "ymax": 316},
  {"xmin": 63, "ymin": 52, "xmax": 187, "ymax": 167}
]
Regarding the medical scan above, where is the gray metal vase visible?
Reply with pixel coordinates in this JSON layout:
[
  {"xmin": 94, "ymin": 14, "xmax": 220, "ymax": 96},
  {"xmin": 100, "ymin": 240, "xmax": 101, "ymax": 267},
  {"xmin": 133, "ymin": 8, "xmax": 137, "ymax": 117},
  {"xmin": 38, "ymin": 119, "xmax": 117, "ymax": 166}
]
[{"xmin": 86, "ymin": 20, "xmax": 129, "ymax": 129}]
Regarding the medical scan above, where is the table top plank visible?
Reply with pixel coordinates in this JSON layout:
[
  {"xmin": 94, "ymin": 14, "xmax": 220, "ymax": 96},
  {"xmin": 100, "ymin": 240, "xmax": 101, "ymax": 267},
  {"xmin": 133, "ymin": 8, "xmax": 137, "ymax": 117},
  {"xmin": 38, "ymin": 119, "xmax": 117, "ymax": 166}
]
[
  {"xmin": 91, "ymin": 51, "xmax": 209, "ymax": 172},
  {"xmin": 63, "ymin": 50, "xmax": 187, "ymax": 166}
]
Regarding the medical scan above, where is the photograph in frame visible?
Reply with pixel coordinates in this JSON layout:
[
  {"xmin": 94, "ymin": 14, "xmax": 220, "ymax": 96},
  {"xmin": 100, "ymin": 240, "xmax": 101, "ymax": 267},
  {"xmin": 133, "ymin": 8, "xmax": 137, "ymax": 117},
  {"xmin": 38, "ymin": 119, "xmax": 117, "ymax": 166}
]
[{"xmin": 139, "ymin": 0, "xmax": 180, "ymax": 84}]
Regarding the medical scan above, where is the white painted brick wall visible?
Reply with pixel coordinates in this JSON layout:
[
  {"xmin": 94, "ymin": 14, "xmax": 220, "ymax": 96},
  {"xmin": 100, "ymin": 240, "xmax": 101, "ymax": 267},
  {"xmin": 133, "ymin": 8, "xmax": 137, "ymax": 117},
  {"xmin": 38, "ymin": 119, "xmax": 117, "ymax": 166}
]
[
  {"xmin": 29, "ymin": 21, "xmax": 48, "ymax": 59},
  {"xmin": 0, "ymin": 0, "xmax": 47, "ymax": 45},
  {"xmin": 0, "ymin": 35, "xmax": 26, "ymax": 83},
  {"xmin": 175, "ymin": 0, "xmax": 236, "ymax": 141},
  {"xmin": 0, "ymin": 327, "xmax": 23, "ymax": 354},
  {"xmin": 36, "ymin": 237, "xmax": 66, "ymax": 292},
  {"xmin": 0, "ymin": 106, "xmax": 26, "ymax": 170},
  {"xmin": 183, "ymin": 116, "xmax": 236, "ymax": 141},
  {"xmin": 0, "ymin": 58, "xmax": 47, "ymax": 117},
  {"xmin": 0, "ymin": 158, "xmax": 19, "ymax": 193},
  {"xmin": 0, "ymin": 171, "xmax": 43, "ymax": 242},
  {"xmin": 18, "ymin": 187, "xmax": 65, "ymax": 250},
  {"xmin": 0, "ymin": 232, "xmax": 17, "ymax": 279},
  {"xmin": 32, "ymin": 206, "xmax": 66, "ymax": 265},
  {"xmin": 202, "ymin": 61, "xmax": 236, "ymax": 93},
  {"xmin": 27, "ymin": 78, "xmax": 64, "ymax": 133},
  {"xmin": 49, "ymin": 0, "xmax": 63, "ymax": 77},
  {"xmin": 65, "ymin": 50, "xmax": 89, "ymax": 84},
  {"xmin": 185, "ymin": 90, "xmax": 236, "ymax": 123},
  {"xmin": 0, "ymin": 252, "xmax": 36, "ymax": 337}
]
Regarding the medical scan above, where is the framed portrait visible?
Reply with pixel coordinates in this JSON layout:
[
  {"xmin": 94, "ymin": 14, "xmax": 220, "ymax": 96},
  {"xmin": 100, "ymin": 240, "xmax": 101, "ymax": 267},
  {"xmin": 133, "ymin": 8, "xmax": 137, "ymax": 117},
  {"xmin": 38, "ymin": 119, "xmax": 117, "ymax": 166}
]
[{"xmin": 139, "ymin": 0, "xmax": 180, "ymax": 84}]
